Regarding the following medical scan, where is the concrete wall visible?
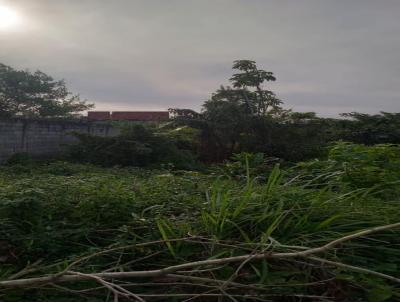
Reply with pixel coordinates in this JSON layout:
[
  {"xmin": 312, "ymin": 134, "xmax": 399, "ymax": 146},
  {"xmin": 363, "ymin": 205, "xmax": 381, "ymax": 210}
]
[{"xmin": 0, "ymin": 119, "xmax": 118, "ymax": 163}]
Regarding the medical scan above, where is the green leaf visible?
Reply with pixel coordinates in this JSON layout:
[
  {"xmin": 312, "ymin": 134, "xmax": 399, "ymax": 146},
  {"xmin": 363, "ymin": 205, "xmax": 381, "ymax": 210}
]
[{"xmin": 368, "ymin": 287, "xmax": 392, "ymax": 302}]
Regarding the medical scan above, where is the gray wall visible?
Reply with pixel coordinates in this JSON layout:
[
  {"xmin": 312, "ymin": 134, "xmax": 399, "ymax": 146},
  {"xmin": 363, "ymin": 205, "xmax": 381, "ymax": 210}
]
[{"xmin": 0, "ymin": 119, "xmax": 118, "ymax": 163}]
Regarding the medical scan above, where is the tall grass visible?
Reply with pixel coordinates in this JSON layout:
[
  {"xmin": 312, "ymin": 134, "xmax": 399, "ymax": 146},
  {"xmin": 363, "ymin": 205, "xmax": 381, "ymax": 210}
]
[{"xmin": 0, "ymin": 143, "xmax": 399, "ymax": 301}]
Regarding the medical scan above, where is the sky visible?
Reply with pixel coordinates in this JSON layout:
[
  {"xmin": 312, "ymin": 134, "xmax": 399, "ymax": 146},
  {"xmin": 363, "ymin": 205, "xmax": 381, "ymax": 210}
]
[{"xmin": 0, "ymin": 0, "xmax": 399, "ymax": 116}]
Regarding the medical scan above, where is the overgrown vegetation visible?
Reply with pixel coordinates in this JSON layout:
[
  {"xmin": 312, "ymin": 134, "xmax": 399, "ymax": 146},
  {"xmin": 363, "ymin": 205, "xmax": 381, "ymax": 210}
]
[
  {"xmin": 68, "ymin": 124, "xmax": 199, "ymax": 170},
  {"xmin": 167, "ymin": 61, "xmax": 400, "ymax": 163},
  {"xmin": 1, "ymin": 60, "xmax": 399, "ymax": 301},
  {"xmin": 1, "ymin": 143, "xmax": 399, "ymax": 301},
  {"xmin": 65, "ymin": 60, "xmax": 400, "ymax": 165}
]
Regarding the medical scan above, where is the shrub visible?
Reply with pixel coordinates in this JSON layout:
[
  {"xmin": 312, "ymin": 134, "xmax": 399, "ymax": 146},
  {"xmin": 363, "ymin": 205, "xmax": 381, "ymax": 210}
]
[
  {"xmin": 294, "ymin": 142, "xmax": 400, "ymax": 196},
  {"xmin": 68, "ymin": 124, "xmax": 198, "ymax": 169},
  {"xmin": 5, "ymin": 153, "xmax": 34, "ymax": 165}
]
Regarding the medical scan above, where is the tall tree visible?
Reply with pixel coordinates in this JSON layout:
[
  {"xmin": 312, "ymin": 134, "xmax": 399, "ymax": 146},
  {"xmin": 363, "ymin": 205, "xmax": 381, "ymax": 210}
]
[
  {"xmin": 172, "ymin": 60, "xmax": 342, "ymax": 162},
  {"xmin": 229, "ymin": 59, "xmax": 282, "ymax": 115},
  {"xmin": 0, "ymin": 63, "xmax": 93, "ymax": 118},
  {"xmin": 198, "ymin": 60, "xmax": 285, "ymax": 160}
]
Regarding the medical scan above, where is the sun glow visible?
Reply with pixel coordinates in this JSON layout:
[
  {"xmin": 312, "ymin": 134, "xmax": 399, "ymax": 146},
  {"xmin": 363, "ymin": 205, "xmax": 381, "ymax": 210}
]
[{"xmin": 0, "ymin": 5, "xmax": 20, "ymax": 30}]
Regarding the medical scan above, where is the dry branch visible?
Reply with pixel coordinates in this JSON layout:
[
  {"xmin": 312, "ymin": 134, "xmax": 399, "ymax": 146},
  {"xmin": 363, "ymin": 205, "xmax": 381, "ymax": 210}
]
[{"xmin": 0, "ymin": 222, "xmax": 399, "ymax": 290}]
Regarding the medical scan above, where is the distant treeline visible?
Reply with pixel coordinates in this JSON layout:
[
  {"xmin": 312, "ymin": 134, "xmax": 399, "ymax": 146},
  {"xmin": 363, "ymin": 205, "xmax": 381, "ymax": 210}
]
[
  {"xmin": 2, "ymin": 60, "xmax": 399, "ymax": 167},
  {"xmin": 69, "ymin": 60, "xmax": 400, "ymax": 167},
  {"xmin": 168, "ymin": 109, "xmax": 400, "ymax": 163}
]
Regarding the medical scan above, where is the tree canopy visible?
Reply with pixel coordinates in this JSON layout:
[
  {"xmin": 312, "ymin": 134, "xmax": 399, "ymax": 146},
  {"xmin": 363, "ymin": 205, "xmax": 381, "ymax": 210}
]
[
  {"xmin": 0, "ymin": 63, "xmax": 93, "ymax": 118},
  {"xmin": 169, "ymin": 60, "xmax": 400, "ymax": 163},
  {"xmin": 203, "ymin": 59, "xmax": 283, "ymax": 118}
]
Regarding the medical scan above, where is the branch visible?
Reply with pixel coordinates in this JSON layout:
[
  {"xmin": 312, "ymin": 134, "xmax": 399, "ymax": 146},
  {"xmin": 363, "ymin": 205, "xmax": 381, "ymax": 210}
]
[
  {"xmin": 0, "ymin": 222, "xmax": 399, "ymax": 289},
  {"xmin": 57, "ymin": 237, "xmax": 193, "ymax": 276},
  {"xmin": 68, "ymin": 271, "xmax": 145, "ymax": 302},
  {"xmin": 308, "ymin": 256, "xmax": 400, "ymax": 284}
]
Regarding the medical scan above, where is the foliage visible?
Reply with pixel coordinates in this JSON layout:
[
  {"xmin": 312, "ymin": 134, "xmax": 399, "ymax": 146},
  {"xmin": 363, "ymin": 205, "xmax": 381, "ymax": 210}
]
[
  {"xmin": 169, "ymin": 60, "xmax": 339, "ymax": 162},
  {"xmin": 0, "ymin": 143, "xmax": 399, "ymax": 301},
  {"xmin": 1, "ymin": 59, "xmax": 400, "ymax": 301},
  {"xmin": 68, "ymin": 124, "xmax": 199, "ymax": 169},
  {"xmin": 338, "ymin": 112, "xmax": 400, "ymax": 145},
  {"xmin": 5, "ymin": 153, "xmax": 34, "ymax": 166},
  {"xmin": 227, "ymin": 59, "xmax": 282, "ymax": 115},
  {"xmin": 0, "ymin": 63, "xmax": 93, "ymax": 118},
  {"xmin": 196, "ymin": 60, "xmax": 286, "ymax": 161},
  {"xmin": 294, "ymin": 142, "xmax": 400, "ymax": 197},
  {"xmin": 216, "ymin": 152, "xmax": 280, "ymax": 181},
  {"xmin": 168, "ymin": 61, "xmax": 400, "ymax": 163}
]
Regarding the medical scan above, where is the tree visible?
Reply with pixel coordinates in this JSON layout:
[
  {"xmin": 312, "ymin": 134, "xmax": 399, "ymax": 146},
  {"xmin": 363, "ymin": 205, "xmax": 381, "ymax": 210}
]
[
  {"xmin": 229, "ymin": 59, "xmax": 283, "ymax": 115},
  {"xmin": 171, "ymin": 60, "xmax": 337, "ymax": 162},
  {"xmin": 203, "ymin": 60, "xmax": 284, "ymax": 118},
  {"xmin": 0, "ymin": 63, "xmax": 93, "ymax": 118},
  {"xmin": 197, "ymin": 60, "xmax": 285, "ymax": 160},
  {"xmin": 338, "ymin": 112, "xmax": 400, "ymax": 145}
]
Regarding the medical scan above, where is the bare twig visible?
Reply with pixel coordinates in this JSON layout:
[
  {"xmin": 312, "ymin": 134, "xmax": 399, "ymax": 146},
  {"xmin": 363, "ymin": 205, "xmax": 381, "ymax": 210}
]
[
  {"xmin": 135, "ymin": 293, "xmax": 272, "ymax": 301},
  {"xmin": 169, "ymin": 273, "xmax": 336, "ymax": 289},
  {"xmin": 308, "ymin": 256, "xmax": 400, "ymax": 284},
  {"xmin": 133, "ymin": 293, "xmax": 330, "ymax": 300},
  {"xmin": 57, "ymin": 237, "xmax": 194, "ymax": 277},
  {"xmin": 7, "ymin": 259, "xmax": 43, "ymax": 280},
  {"xmin": 68, "ymin": 271, "xmax": 145, "ymax": 302},
  {"xmin": 103, "ymin": 252, "xmax": 162, "ymax": 273}
]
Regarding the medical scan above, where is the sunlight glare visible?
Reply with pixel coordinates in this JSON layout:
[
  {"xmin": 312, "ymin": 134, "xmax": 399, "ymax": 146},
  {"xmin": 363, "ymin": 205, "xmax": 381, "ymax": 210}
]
[{"xmin": 0, "ymin": 5, "xmax": 20, "ymax": 30}]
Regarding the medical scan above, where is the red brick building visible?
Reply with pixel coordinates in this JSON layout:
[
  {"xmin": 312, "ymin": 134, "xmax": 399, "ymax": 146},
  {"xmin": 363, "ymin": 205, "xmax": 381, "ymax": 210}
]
[
  {"xmin": 87, "ymin": 111, "xmax": 111, "ymax": 121},
  {"xmin": 88, "ymin": 111, "xmax": 169, "ymax": 121}
]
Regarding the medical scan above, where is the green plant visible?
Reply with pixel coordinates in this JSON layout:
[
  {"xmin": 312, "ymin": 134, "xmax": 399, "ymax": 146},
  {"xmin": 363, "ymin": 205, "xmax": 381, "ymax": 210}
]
[
  {"xmin": 0, "ymin": 144, "xmax": 399, "ymax": 301},
  {"xmin": 68, "ymin": 124, "xmax": 199, "ymax": 169},
  {"xmin": 294, "ymin": 142, "xmax": 400, "ymax": 197},
  {"xmin": 6, "ymin": 153, "xmax": 34, "ymax": 165}
]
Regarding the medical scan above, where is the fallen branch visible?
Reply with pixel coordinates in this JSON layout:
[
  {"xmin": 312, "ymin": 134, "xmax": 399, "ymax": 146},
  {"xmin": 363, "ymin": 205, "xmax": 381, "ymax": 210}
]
[
  {"xmin": 68, "ymin": 271, "xmax": 145, "ymax": 302},
  {"xmin": 57, "ymin": 237, "xmax": 194, "ymax": 277},
  {"xmin": 308, "ymin": 256, "xmax": 400, "ymax": 284},
  {"xmin": 0, "ymin": 222, "xmax": 399, "ymax": 289}
]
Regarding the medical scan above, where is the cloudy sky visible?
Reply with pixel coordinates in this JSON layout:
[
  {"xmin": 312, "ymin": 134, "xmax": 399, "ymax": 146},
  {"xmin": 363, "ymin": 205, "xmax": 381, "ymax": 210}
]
[{"xmin": 1, "ymin": 0, "xmax": 399, "ymax": 116}]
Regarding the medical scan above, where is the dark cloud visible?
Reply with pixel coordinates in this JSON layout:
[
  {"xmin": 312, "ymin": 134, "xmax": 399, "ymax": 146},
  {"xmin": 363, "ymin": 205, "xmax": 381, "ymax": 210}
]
[{"xmin": 1, "ymin": 0, "xmax": 399, "ymax": 116}]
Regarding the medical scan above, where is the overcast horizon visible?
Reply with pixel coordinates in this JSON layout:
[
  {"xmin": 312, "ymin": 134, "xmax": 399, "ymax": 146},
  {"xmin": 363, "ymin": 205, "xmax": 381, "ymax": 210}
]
[{"xmin": 1, "ymin": 0, "xmax": 399, "ymax": 116}]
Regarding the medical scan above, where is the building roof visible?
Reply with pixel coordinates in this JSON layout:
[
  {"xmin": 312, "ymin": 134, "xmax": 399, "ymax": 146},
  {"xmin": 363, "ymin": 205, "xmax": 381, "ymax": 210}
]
[{"xmin": 88, "ymin": 111, "xmax": 169, "ymax": 121}]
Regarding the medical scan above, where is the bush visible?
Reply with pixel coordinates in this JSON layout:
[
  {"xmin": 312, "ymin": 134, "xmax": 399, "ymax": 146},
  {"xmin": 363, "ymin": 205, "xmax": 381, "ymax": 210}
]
[
  {"xmin": 294, "ymin": 142, "xmax": 400, "ymax": 196},
  {"xmin": 5, "ymin": 153, "xmax": 34, "ymax": 165},
  {"xmin": 68, "ymin": 124, "xmax": 199, "ymax": 169},
  {"xmin": 216, "ymin": 152, "xmax": 280, "ymax": 180}
]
